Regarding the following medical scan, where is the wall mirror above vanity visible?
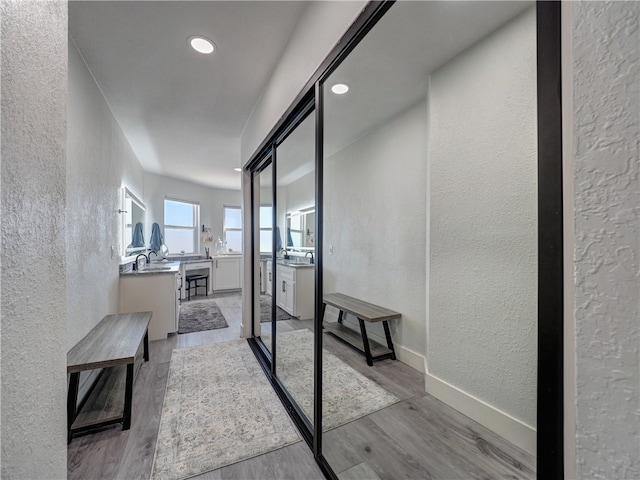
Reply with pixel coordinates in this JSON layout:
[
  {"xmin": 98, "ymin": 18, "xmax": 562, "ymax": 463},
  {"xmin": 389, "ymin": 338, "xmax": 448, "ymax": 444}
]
[
  {"xmin": 122, "ymin": 186, "xmax": 146, "ymax": 259},
  {"xmin": 285, "ymin": 207, "xmax": 315, "ymax": 249}
]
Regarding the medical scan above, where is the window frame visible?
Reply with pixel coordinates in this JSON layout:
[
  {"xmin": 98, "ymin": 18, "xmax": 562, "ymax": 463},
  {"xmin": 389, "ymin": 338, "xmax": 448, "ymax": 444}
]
[
  {"xmin": 163, "ymin": 197, "xmax": 200, "ymax": 254},
  {"xmin": 223, "ymin": 205, "xmax": 243, "ymax": 253}
]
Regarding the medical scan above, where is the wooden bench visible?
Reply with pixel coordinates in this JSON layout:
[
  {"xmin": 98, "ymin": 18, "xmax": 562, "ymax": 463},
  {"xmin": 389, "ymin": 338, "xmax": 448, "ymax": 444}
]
[
  {"xmin": 67, "ymin": 311, "xmax": 152, "ymax": 443},
  {"xmin": 322, "ymin": 293, "xmax": 401, "ymax": 366}
]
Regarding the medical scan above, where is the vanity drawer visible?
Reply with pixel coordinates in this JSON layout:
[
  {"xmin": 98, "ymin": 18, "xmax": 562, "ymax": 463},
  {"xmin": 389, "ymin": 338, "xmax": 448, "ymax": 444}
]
[
  {"xmin": 278, "ymin": 265, "xmax": 295, "ymax": 283},
  {"xmin": 185, "ymin": 261, "xmax": 210, "ymax": 270}
]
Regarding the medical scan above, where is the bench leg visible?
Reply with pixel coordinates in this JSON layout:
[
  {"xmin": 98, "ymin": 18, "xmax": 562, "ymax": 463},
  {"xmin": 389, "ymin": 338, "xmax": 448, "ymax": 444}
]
[
  {"xmin": 358, "ymin": 318, "xmax": 374, "ymax": 367},
  {"xmin": 67, "ymin": 372, "xmax": 80, "ymax": 444},
  {"xmin": 383, "ymin": 320, "xmax": 396, "ymax": 360},
  {"xmin": 321, "ymin": 303, "xmax": 327, "ymax": 329},
  {"xmin": 123, "ymin": 363, "xmax": 134, "ymax": 430},
  {"xmin": 143, "ymin": 330, "xmax": 149, "ymax": 362}
]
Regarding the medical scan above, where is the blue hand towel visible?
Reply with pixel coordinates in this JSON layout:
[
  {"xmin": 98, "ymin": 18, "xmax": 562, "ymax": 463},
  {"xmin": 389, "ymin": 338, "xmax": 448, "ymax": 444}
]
[
  {"xmin": 131, "ymin": 222, "xmax": 144, "ymax": 247},
  {"xmin": 274, "ymin": 226, "xmax": 283, "ymax": 251},
  {"xmin": 286, "ymin": 227, "xmax": 294, "ymax": 247},
  {"xmin": 149, "ymin": 222, "xmax": 164, "ymax": 253}
]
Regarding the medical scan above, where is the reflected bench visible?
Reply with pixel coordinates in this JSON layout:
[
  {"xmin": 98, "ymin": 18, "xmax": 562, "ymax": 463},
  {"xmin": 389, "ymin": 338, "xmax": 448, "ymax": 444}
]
[{"xmin": 322, "ymin": 293, "xmax": 400, "ymax": 366}]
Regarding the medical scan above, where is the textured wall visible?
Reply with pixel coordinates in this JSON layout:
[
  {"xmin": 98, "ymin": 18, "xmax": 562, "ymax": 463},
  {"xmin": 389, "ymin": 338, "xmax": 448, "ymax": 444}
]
[
  {"xmin": 573, "ymin": 2, "xmax": 640, "ymax": 478},
  {"xmin": 324, "ymin": 102, "xmax": 427, "ymax": 354},
  {"xmin": 67, "ymin": 40, "xmax": 144, "ymax": 350},
  {"xmin": 1, "ymin": 0, "xmax": 68, "ymax": 477},
  {"xmin": 428, "ymin": 8, "xmax": 538, "ymax": 427}
]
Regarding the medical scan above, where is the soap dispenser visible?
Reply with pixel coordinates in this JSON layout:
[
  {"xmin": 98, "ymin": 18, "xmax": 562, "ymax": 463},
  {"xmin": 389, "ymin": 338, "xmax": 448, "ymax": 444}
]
[{"xmin": 215, "ymin": 236, "xmax": 222, "ymax": 254}]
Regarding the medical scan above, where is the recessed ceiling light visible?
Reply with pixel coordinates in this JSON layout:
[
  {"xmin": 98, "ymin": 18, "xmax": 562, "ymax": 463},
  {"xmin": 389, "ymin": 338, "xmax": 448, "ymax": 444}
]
[
  {"xmin": 234, "ymin": 168, "xmax": 242, "ymax": 172},
  {"xmin": 331, "ymin": 83, "xmax": 349, "ymax": 95},
  {"xmin": 188, "ymin": 36, "xmax": 215, "ymax": 55}
]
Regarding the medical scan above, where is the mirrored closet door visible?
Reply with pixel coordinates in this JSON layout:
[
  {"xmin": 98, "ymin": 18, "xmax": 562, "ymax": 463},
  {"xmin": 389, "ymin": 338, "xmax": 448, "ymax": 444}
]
[{"xmin": 320, "ymin": 2, "xmax": 538, "ymax": 478}]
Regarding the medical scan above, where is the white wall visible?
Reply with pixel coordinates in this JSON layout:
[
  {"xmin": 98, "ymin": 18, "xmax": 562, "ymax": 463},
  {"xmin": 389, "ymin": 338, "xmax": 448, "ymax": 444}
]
[
  {"xmin": 277, "ymin": 171, "xmax": 315, "ymax": 246},
  {"xmin": 1, "ymin": 1, "xmax": 68, "ymax": 477},
  {"xmin": 324, "ymin": 101, "xmax": 427, "ymax": 358},
  {"xmin": 144, "ymin": 172, "xmax": 242, "ymax": 253},
  {"xmin": 241, "ymin": 0, "xmax": 366, "ymax": 163},
  {"xmin": 67, "ymin": 40, "xmax": 144, "ymax": 350},
  {"xmin": 427, "ymin": 6, "xmax": 538, "ymax": 450},
  {"xmin": 571, "ymin": 2, "xmax": 640, "ymax": 478}
]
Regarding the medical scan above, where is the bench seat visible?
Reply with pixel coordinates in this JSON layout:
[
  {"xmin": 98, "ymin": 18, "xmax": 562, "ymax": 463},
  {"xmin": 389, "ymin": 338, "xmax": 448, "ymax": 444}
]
[{"xmin": 322, "ymin": 293, "xmax": 401, "ymax": 366}]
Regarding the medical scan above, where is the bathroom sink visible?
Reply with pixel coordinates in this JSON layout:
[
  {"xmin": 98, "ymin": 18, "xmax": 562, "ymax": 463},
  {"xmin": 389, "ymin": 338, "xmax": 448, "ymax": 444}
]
[
  {"xmin": 278, "ymin": 259, "xmax": 312, "ymax": 267},
  {"xmin": 140, "ymin": 265, "xmax": 174, "ymax": 271}
]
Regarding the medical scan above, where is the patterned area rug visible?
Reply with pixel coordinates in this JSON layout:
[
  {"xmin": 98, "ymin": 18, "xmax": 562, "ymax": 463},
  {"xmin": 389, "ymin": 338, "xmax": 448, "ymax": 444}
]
[
  {"xmin": 259, "ymin": 294, "xmax": 295, "ymax": 323},
  {"xmin": 267, "ymin": 329, "xmax": 399, "ymax": 430},
  {"xmin": 178, "ymin": 298, "xmax": 228, "ymax": 334},
  {"xmin": 151, "ymin": 339, "xmax": 301, "ymax": 480}
]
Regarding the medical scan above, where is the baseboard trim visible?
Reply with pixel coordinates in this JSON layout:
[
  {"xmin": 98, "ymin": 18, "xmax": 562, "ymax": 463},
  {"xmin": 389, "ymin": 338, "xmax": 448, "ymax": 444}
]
[
  {"xmin": 395, "ymin": 344, "xmax": 426, "ymax": 373},
  {"xmin": 424, "ymin": 372, "xmax": 536, "ymax": 456}
]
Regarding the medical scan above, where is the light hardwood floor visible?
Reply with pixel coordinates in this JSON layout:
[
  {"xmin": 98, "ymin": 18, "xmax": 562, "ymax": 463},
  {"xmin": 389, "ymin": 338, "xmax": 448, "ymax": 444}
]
[{"xmin": 68, "ymin": 292, "xmax": 535, "ymax": 480}]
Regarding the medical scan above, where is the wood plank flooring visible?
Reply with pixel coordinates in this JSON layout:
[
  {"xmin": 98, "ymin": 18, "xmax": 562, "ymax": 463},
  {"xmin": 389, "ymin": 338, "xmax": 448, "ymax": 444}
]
[{"xmin": 68, "ymin": 292, "xmax": 535, "ymax": 480}]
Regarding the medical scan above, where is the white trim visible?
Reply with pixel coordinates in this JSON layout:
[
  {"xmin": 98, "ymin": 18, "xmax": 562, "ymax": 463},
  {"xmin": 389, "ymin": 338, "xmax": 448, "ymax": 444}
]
[
  {"xmin": 395, "ymin": 344, "xmax": 426, "ymax": 374},
  {"xmin": 424, "ymin": 372, "xmax": 537, "ymax": 456},
  {"xmin": 561, "ymin": 3, "xmax": 577, "ymax": 478}
]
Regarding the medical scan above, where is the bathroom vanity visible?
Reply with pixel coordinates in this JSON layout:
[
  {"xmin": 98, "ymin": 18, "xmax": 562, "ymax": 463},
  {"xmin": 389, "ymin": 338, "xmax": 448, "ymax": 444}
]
[
  {"xmin": 119, "ymin": 263, "xmax": 181, "ymax": 341},
  {"xmin": 275, "ymin": 260, "xmax": 314, "ymax": 319}
]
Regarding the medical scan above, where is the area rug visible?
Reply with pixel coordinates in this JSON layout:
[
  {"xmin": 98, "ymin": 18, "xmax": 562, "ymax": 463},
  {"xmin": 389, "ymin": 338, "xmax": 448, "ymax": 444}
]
[
  {"xmin": 151, "ymin": 339, "xmax": 301, "ymax": 480},
  {"xmin": 266, "ymin": 329, "xmax": 399, "ymax": 430},
  {"xmin": 178, "ymin": 298, "xmax": 228, "ymax": 334},
  {"xmin": 259, "ymin": 294, "xmax": 295, "ymax": 323}
]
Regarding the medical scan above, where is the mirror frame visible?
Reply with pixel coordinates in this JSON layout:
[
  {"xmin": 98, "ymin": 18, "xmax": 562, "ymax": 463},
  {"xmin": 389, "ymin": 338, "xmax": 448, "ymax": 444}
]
[{"xmin": 121, "ymin": 186, "xmax": 146, "ymax": 263}]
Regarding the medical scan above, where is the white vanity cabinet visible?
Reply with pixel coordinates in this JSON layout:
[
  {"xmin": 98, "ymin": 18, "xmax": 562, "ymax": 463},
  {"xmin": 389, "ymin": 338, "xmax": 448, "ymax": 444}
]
[
  {"xmin": 213, "ymin": 256, "xmax": 242, "ymax": 291},
  {"xmin": 265, "ymin": 261, "xmax": 273, "ymax": 296},
  {"xmin": 275, "ymin": 264, "xmax": 314, "ymax": 319},
  {"xmin": 119, "ymin": 272, "xmax": 180, "ymax": 341}
]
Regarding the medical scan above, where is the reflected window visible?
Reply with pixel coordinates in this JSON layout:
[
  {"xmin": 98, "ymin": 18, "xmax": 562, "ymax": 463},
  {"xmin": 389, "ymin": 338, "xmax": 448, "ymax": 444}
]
[
  {"xmin": 224, "ymin": 206, "xmax": 242, "ymax": 253},
  {"xmin": 260, "ymin": 205, "xmax": 279, "ymax": 253}
]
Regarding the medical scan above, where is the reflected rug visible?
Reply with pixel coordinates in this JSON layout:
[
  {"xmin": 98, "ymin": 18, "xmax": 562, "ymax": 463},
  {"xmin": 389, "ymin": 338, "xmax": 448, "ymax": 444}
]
[
  {"xmin": 266, "ymin": 329, "xmax": 399, "ymax": 430},
  {"xmin": 151, "ymin": 339, "xmax": 301, "ymax": 480},
  {"xmin": 178, "ymin": 298, "xmax": 228, "ymax": 334},
  {"xmin": 259, "ymin": 294, "xmax": 295, "ymax": 323}
]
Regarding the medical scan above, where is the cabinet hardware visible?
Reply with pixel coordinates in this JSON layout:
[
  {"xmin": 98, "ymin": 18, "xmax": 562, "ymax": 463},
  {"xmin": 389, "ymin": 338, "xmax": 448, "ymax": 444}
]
[
  {"xmin": 282, "ymin": 281, "xmax": 286, "ymax": 292},
  {"xmin": 268, "ymin": 272, "xmax": 271, "ymax": 281}
]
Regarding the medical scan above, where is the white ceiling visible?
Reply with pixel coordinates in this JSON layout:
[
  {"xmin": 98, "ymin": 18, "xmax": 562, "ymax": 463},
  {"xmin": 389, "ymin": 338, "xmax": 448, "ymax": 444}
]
[
  {"xmin": 69, "ymin": 1, "xmax": 308, "ymax": 191},
  {"xmin": 69, "ymin": 1, "xmax": 532, "ymax": 192}
]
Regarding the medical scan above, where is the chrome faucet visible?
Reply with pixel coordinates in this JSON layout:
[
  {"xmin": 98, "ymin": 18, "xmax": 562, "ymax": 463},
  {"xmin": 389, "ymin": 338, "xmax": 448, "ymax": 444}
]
[
  {"xmin": 305, "ymin": 251, "xmax": 314, "ymax": 264},
  {"xmin": 281, "ymin": 248, "xmax": 290, "ymax": 260},
  {"xmin": 133, "ymin": 253, "xmax": 149, "ymax": 271}
]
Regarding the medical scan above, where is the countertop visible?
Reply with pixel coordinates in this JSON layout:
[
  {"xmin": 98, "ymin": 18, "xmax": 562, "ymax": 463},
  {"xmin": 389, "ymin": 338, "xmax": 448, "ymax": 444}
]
[
  {"xmin": 277, "ymin": 259, "xmax": 314, "ymax": 268},
  {"xmin": 120, "ymin": 261, "xmax": 180, "ymax": 276},
  {"xmin": 120, "ymin": 254, "xmax": 243, "ymax": 276}
]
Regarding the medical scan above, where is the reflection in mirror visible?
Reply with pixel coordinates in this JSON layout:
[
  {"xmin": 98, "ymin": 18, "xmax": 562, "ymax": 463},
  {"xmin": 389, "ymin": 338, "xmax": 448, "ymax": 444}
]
[
  {"xmin": 274, "ymin": 111, "xmax": 315, "ymax": 427},
  {"xmin": 286, "ymin": 208, "xmax": 315, "ymax": 249},
  {"xmin": 123, "ymin": 187, "xmax": 145, "ymax": 257},
  {"xmin": 322, "ymin": 2, "xmax": 537, "ymax": 479},
  {"xmin": 255, "ymin": 163, "xmax": 274, "ymax": 352}
]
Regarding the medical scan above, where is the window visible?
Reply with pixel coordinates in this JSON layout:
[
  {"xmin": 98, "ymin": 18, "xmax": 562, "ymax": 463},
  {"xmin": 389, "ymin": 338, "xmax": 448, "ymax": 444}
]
[
  {"xmin": 260, "ymin": 205, "xmax": 277, "ymax": 253},
  {"xmin": 164, "ymin": 198, "xmax": 199, "ymax": 254},
  {"xmin": 223, "ymin": 206, "xmax": 242, "ymax": 253}
]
